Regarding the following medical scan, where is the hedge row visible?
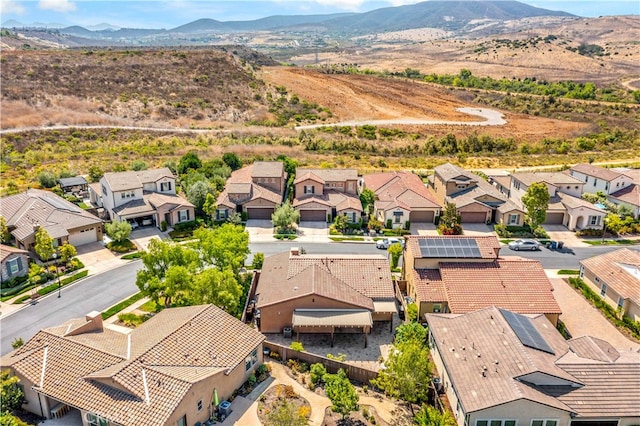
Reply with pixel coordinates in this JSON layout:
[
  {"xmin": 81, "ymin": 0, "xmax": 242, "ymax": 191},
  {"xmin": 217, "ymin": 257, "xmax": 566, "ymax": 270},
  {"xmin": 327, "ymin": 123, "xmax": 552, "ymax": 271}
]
[{"xmin": 102, "ymin": 292, "xmax": 145, "ymax": 320}]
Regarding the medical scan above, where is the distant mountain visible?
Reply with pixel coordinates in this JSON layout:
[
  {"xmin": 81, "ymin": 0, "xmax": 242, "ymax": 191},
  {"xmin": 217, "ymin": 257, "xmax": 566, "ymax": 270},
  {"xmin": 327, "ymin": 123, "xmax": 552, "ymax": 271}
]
[
  {"xmin": 2, "ymin": 20, "xmax": 67, "ymax": 28},
  {"xmin": 2, "ymin": 20, "xmax": 24, "ymax": 28},
  {"xmin": 86, "ymin": 23, "xmax": 120, "ymax": 31}
]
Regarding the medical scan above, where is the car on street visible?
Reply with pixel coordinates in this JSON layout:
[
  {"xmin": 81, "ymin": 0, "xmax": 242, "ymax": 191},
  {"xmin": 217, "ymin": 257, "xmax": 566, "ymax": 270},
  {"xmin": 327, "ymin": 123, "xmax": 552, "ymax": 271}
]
[
  {"xmin": 376, "ymin": 237, "xmax": 404, "ymax": 249},
  {"xmin": 508, "ymin": 239, "xmax": 541, "ymax": 251}
]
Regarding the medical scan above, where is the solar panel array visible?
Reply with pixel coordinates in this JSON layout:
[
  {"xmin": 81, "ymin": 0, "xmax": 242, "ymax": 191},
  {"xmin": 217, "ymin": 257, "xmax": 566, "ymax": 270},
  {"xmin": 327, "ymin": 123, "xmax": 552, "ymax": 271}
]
[
  {"xmin": 418, "ymin": 238, "xmax": 482, "ymax": 258},
  {"xmin": 500, "ymin": 309, "xmax": 555, "ymax": 355}
]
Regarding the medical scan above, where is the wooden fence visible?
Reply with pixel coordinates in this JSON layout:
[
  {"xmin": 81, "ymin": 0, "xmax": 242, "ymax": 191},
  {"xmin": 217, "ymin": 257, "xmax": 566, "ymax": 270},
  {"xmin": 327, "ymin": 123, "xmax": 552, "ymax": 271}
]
[{"xmin": 263, "ymin": 341, "xmax": 379, "ymax": 385}]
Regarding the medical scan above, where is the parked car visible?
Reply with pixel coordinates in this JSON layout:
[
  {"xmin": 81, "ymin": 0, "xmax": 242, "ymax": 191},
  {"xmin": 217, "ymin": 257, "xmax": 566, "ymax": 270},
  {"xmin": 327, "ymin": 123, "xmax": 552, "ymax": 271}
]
[
  {"xmin": 376, "ymin": 237, "xmax": 404, "ymax": 249},
  {"xmin": 508, "ymin": 239, "xmax": 541, "ymax": 251}
]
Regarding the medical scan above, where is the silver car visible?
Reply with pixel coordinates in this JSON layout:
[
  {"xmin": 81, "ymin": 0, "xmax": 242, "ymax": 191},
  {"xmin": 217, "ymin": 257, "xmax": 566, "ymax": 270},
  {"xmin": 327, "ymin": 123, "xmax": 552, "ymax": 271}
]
[
  {"xmin": 376, "ymin": 237, "xmax": 404, "ymax": 249},
  {"xmin": 508, "ymin": 239, "xmax": 541, "ymax": 251}
]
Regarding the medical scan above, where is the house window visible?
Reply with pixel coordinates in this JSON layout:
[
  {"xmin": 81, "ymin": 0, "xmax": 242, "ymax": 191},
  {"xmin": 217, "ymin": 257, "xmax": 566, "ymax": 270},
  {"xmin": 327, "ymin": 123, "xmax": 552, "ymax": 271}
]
[
  {"xmin": 601, "ymin": 284, "xmax": 607, "ymax": 297},
  {"xmin": 456, "ymin": 184, "xmax": 467, "ymax": 189},
  {"xmin": 616, "ymin": 182, "xmax": 620, "ymax": 187},
  {"xmin": 476, "ymin": 421, "xmax": 516, "ymax": 426},
  {"xmin": 216, "ymin": 209, "xmax": 228, "ymax": 220},
  {"xmin": 395, "ymin": 215, "xmax": 401, "ymax": 224},
  {"xmin": 7, "ymin": 258, "xmax": 21, "ymax": 275},
  {"xmin": 532, "ymin": 421, "xmax": 558, "ymax": 426},
  {"xmin": 575, "ymin": 186, "xmax": 579, "ymax": 190},
  {"xmin": 579, "ymin": 265, "xmax": 584, "ymax": 278},
  {"xmin": 593, "ymin": 178, "xmax": 597, "ymax": 187},
  {"xmin": 617, "ymin": 297, "xmax": 624, "ymax": 309},
  {"xmin": 346, "ymin": 212, "xmax": 356, "ymax": 223},
  {"xmin": 433, "ymin": 303, "xmax": 442, "ymax": 313},
  {"xmin": 178, "ymin": 210, "xmax": 190, "ymax": 222},
  {"xmin": 120, "ymin": 191, "xmax": 134, "ymax": 199},
  {"xmin": 304, "ymin": 185, "xmax": 315, "ymax": 194},
  {"xmin": 197, "ymin": 400, "xmax": 203, "ymax": 411},
  {"xmin": 245, "ymin": 348, "xmax": 259, "ymax": 371},
  {"xmin": 160, "ymin": 181, "xmax": 172, "ymax": 191},
  {"xmin": 589, "ymin": 215, "xmax": 601, "ymax": 226},
  {"xmin": 101, "ymin": 185, "xmax": 107, "ymax": 195},
  {"xmin": 508, "ymin": 214, "xmax": 519, "ymax": 225},
  {"xmin": 605, "ymin": 182, "xmax": 609, "ymax": 191},
  {"xmin": 177, "ymin": 415, "xmax": 187, "ymax": 426},
  {"xmin": 87, "ymin": 414, "xmax": 109, "ymax": 426},
  {"xmin": 585, "ymin": 176, "xmax": 588, "ymax": 183}
]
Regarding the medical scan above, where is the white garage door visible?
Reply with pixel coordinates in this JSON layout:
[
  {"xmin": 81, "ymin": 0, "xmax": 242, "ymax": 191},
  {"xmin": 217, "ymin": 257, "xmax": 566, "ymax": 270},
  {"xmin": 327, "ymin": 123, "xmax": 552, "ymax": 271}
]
[{"xmin": 68, "ymin": 227, "xmax": 97, "ymax": 247}]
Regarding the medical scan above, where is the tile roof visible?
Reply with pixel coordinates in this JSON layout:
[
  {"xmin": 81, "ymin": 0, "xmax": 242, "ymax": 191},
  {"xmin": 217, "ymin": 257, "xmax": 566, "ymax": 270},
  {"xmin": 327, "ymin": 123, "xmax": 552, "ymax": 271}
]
[
  {"xmin": 326, "ymin": 191, "xmax": 363, "ymax": 212},
  {"xmin": 512, "ymin": 172, "xmax": 583, "ymax": 187},
  {"xmin": 434, "ymin": 163, "xmax": 478, "ymax": 183},
  {"xmin": 256, "ymin": 251, "xmax": 394, "ymax": 310},
  {"xmin": 567, "ymin": 336, "xmax": 620, "ymax": 362},
  {"xmin": 412, "ymin": 269, "xmax": 446, "ymax": 303},
  {"xmin": 102, "ymin": 168, "xmax": 174, "ymax": 192},
  {"xmin": 1, "ymin": 305, "xmax": 264, "ymax": 426},
  {"xmin": 294, "ymin": 171, "xmax": 325, "ymax": 185},
  {"xmin": 571, "ymin": 163, "xmax": 627, "ymax": 182},
  {"xmin": 556, "ymin": 192, "xmax": 605, "ymax": 212},
  {"xmin": 406, "ymin": 235, "xmax": 501, "ymax": 260},
  {"xmin": 426, "ymin": 307, "xmax": 640, "ymax": 417},
  {"xmin": 364, "ymin": 172, "xmax": 441, "ymax": 210},
  {"xmin": 216, "ymin": 164, "xmax": 284, "ymax": 208},
  {"xmin": 609, "ymin": 184, "xmax": 640, "ymax": 207},
  {"xmin": 446, "ymin": 179, "xmax": 507, "ymax": 208},
  {"xmin": 612, "ymin": 167, "xmax": 640, "ymax": 184},
  {"xmin": 58, "ymin": 176, "xmax": 88, "ymax": 187},
  {"xmin": 580, "ymin": 248, "xmax": 640, "ymax": 306},
  {"xmin": 0, "ymin": 189, "xmax": 102, "ymax": 241},
  {"xmin": 146, "ymin": 192, "xmax": 195, "ymax": 210},
  {"xmin": 496, "ymin": 199, "xmax": 524, "ymax": 214},
  {"xmin": 296, "ymin": 168, "xmax": 358, "ymax": 182},
  {"xmin": 112, "ymin": 198, "xmax": 156, "ymax": 217},
  {"xmin": 1, "ymin": 244, "xmax": 29, "ymax": 262},
  {"xmin": 251, "ymin": 161, "xmax": 284, "ymax": 178}
]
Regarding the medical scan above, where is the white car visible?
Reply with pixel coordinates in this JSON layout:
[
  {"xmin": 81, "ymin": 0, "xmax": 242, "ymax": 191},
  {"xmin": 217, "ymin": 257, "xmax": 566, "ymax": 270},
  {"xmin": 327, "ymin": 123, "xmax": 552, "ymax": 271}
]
[{"xmin": 376, "ymin": 237, "xmax": 404, "ymax": 249}]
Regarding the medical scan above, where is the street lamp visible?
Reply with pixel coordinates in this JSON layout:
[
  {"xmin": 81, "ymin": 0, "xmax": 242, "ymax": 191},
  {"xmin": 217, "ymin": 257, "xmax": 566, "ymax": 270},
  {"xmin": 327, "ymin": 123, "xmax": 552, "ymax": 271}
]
[{"xmin": 52, "ymin": 253, "xmax": 62, "ymax": 298}]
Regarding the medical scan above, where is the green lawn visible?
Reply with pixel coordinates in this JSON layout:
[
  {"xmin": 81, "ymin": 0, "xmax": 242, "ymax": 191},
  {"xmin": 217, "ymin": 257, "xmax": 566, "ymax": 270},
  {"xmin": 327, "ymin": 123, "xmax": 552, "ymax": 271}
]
[{"xmin": 583, "ymin": 239, "xmax": 640, "ymax": 246}]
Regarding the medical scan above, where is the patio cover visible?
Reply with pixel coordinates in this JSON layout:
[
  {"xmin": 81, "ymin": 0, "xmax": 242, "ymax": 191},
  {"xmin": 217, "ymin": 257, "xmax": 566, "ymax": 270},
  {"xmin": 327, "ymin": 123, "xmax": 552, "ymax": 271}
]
[
  {"xmin": 373, "ymin": 300, "xmax": 397, "ymax": 314},
  {"xmin": 292, "ymin": 309, "xmax": 373, "ymax": 328}
]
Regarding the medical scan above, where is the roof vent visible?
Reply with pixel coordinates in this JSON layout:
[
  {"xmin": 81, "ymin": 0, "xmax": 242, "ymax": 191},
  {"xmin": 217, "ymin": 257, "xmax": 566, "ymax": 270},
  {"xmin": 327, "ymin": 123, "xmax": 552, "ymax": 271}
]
[{"xmin": 293, "ymin": 286, "xmax": 298, "ymax": 291}]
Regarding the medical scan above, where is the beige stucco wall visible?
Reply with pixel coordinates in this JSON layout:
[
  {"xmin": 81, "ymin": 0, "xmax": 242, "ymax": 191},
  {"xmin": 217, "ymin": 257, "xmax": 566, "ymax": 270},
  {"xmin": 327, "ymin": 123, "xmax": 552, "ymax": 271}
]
[
  {"xmin": 295, "ymin": 179, "xmax": 324, "ymax": 198},
  {"xmin": 429, "ymin": 334, "xmax": 466, "ymax": 424},
  {"xmin": 498, "ymin": 210, "xmax": 524, "ymax": 226},
  {"xmin": 253, "ymin": 176, "xmax": 284, "ymax": 194},
  {"xmin": 582, "ymin": 267, "xmax": 639, "ymax": 321},
  {"xmin": 468, "ymin": 399, "xmax": 570, "ymax": 425},
  {"xmin": 244, "ymin": 198, "xmax": 278, "ymax": 209},
  {"xmin": 378, "ymin": 207, "xmax": 410, "ymax": 229},
  {"xmin": 567, "ymin": 208, "xmax": 605, "ymax": 231}
]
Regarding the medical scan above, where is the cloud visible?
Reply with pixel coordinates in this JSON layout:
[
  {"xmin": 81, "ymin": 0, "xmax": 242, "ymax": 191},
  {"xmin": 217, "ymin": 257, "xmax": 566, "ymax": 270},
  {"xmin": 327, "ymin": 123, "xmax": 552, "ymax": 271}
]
[
  {"xmin": 312, "ymin": 0, "xmax": 366, "ymax": 10},
  {"xmin": 38, "ymin": 0, "xmax": 76, "ymax": 12},
  {"xmin": 387, "ymin": 0, "xmax": 420, "ymax": 5},
  {"xmin": 1, "ymin": 0, "xmax": 26, "ymax": 14}
]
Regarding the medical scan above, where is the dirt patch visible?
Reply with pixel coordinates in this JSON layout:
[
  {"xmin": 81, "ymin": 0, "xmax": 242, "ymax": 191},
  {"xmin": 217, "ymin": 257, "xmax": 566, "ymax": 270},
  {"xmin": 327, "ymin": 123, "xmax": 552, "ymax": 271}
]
[
  {"xmin": 323, "ymin": 405, "xmax": 389, "ymax": 426},
  {"xmin": 257, "ymin": 384, "xmax": 311, "ymax": 425}
]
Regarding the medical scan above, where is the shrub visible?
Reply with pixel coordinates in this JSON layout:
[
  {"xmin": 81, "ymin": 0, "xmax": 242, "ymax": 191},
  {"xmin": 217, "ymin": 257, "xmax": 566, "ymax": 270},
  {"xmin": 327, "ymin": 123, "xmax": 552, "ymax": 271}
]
[
  {"xmin": 269, "ymin": 351, "xmax": 281, "ymax": 361},
  {"xmin": 310, "ymin": 363, "xmax": 327, "ymax": 385},
  {"xmin": 117, "ymin": 312, "xmax": 147, "ymax": 327},
  {"xmin": 173, "ymin": 220, "xmax": 200, "ymax": 232},
  {"xmin": 326, "ymin": 353, "xmax": 347, "ymax": 361},
  {"xmin": 160, "ymin": 221, "xmax": 167, "ymax": 232},
  {"xmin": 252, "ymin": 252, "xmax": 265, "ymax": 270},
  {"xmin": 386, "ymin": 219, "xmax": 392, "ymax": 229},
  {"xmin": 37, "ymin": 171, "xmax": 57, "ymax": 188},
  {"xmin": 247, "ymin": 373, "xmax": 257, "ymax": 386}
]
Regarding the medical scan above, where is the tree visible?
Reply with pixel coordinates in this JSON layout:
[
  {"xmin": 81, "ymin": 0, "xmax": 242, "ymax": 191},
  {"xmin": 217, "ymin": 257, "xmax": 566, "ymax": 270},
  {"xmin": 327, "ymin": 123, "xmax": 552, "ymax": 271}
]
[
  {"xmin": 388, "ymin": 242, "xmax": 403, "ymax": 269},
  {"xmin": 251, "ymin": 252, "xmax": 264, "ymax": 270},
  {"xmin": 130, "ymin": 160, "xmax": 148, "ymax": 171},
  {"xmin": 186, "ymin": 180, "xmax": 216, "ymax": 212},
  {"xmin": 202, "ymin": 192, "xmax": 218, "ymax": 221},
  {"xmin": 271, "ymin": 202, "xmax": 300, "ymax": 233},
  {"xmin": 438, "ymin": 203, "xmax": 462, "ymax": 235},
  {"xmin": 522, "ymin": 182, "xmax": 550, "ymax": 230},
  {"xmin": 28, "ymin": 264, "xmax": 45, "ymax": 286},
  {"xmin": 276, "ymin": 154, "xmax": 298, "ymax": 175},
  {"xmin": 105, "ymin": 221, "xmax": 132, "ymax": 243},
  {"xmin": 88, "ymin": 165, "xmax": 104, "ymax": 183},
  {"xmin": 189, "ymin": 268, "xmax": 242, "ymax": 315},
  {"xmin": 324, "ymin": 369, "xmax": 359, "ymax": 419},
  {"xmin": 194, "ymin": 225, "xmax": 250, "ymax": 276},
  {"xmin": 266, "ymin": 399, "xmax": 308, "ymax": 426},
  {"xmin": 177, "ymin": 151, "xmax": 202, "ymax": 175},
  {"xmin": 394, "ymin": 322, "xmax": 427, "ymax": 346},
  {"xmin": 406, "ymin": 303, "xmax": 418, "ymax": 322},
  {"xmin": 373, "ymin": 341, "xmax": 432, "ymax": 414},
  {"xmin": 414, "ymin": 405, "xmax": 456, "ymax": 426},
  {"xmin": 309, "ymin": 363, "xmax": 327, "ymax": 385},
  {"xmin": 0, "ymin": 216, "xmax": 9, "ymax": 243},
  {"xmin": 59, "ymin": 242, "xmax": 77, "ymax": 263},
  {"xmin": 1, "ymin": 369, "xmax": 25, "ymax": 415},
  {"xmin": 359, "ymin": 188, "xmax": 376, "ymax": 215},
  {"xmin": 333, "ymin": 214, "xmax": 349, "ymax": 234},
  {"xmin": 34, "ymin": 227, "xmax": 55, "ymax": 261},
  {"xmin": 37, "ymin": 171, "xmax": 57, "ymax": 188},
  {"xmin": 222, "ymin": 152, "xmax": 242, "ymax": 171},
  {"xmin": 136, "ymin": 239, "xmax": 200, "ymax": 307}
]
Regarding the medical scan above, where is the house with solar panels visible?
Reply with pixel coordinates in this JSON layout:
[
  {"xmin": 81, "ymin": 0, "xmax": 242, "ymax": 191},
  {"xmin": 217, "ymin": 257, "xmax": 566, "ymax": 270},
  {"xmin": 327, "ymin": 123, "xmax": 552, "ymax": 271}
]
[
  {"xmin": 426, "ymin": 307, "xmax": 640, "ymax": 425},
  {"xmin": 402, "ymin": 235, "xmax": 562, "ymax": 324}
]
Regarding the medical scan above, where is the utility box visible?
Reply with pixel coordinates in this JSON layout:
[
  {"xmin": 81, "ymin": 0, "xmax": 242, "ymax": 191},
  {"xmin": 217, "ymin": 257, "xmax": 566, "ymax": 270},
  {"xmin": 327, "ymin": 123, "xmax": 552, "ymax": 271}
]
[{"xmin": 283, "ymin": 327, "xmax": 292, "ymax": 338}]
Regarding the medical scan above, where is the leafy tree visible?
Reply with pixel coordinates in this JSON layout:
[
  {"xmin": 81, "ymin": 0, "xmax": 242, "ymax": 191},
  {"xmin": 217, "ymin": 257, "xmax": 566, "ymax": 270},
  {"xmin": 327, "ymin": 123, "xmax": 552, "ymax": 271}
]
[
  {"xmin": 372, "ymin": 341, "xmax": 431, "ymax": 415},
  {"xmin": 201, "ymin": 159, "xmax": 232, "ymax": 181},
  {"xmin": 59, "ymin": 242, "xmax": 77, "ymax": 263},
  {"xmin": 202, "ymin": 192, "xmax": 218, "ymax": 221},
  {"xmin": 406, "ymin": 303, "xmax": 418, "ymax": 322},
  {"xmin": 266, "ymin": 399, "xmax": 308, "ymax": 426},
  {"xmin": 34, "ymin": 227, "xmax": 55, "ymax": 261},
  {"xmin": 186, "ymin": 180, "xmax": 217, "ymax": 212},
  {"xmin": 438, "ymin": 203, "xmax": 462, "ymax": 235},
  {"xmin": 0, "ymin": 216, "xmax": 9, "ymax": 243},
  {"xmin": 0, "ymin": 413, "xmax": 29, "ymax": 426},
  {"xmin": 414, "ymin": 404, "xmax": 456, "ymax": 426},
  {"xmin": 189, "ymin": 268, "xmax": 242, "ymax": 314},
  {"xmin": 222, "ymin": 152, "xmax": 243, "ymax": 171},
  {"xmin": 617, "ymin": 204, "xmax": 634, "ymax": 218},
  {"xmin": 87, "ymin": 165, "xmax": 104, "ymax": 183},
  {"xmin": 136, "ymin": 239, "xmax": 200, "ymax": 307},
  {"xmin": 522, "ymin": 182, "xmax": 550, "ymax": 230},
  {"xmin": 324, "ymin": 369, "xmax": 359, "ymax": 419},
  {"xmin": 310, "ymin": 363, "xmax": 327, "ymax": 385},
  {"xmin": 194, "ymin": 225, "xmax": 250, "ymax": 276},
  {"xmin": 276, "ymin": 154, "xmax": 298, "ymax": 175},
  {"xmin": 394, "ymin": 322, "xmax": 427, "ymax": 347},
  {"xmin": 1, "ymin": 369, "xmax": 25, "ymax": 414},
  {"xmin": 177, "ymin": 151, "xmax": 202, "ymax": 175},
  {"xmin": 28, "ymin": 264, "xmax": 45, "ymax": 286},
  {"xmin": 37, "ymin": 171, "xmax": 57, "ymax": 188},
  {"xmin": 251, "ymin": 252, "xmax": 265, "ymax": 270},
  {"xmin": 272, "ymin": 202, "xmax": 300, "ymax": 233},
  {"xmin": 388, "ymin": 242, "xmax": 403, "ymax": 269},
  {"xmin": 359, "ymin": 188, "xmax": 376, "ymax": 215},
  {"xmin": 130, "ymin": 160, "xmax": 148, "ymax": 171},
  {"xmin": 333, "ymin": 214, "xmax": 349, "ymax": 234},
  {"xmin": 105, "ymin": 221, "xmax": 132, "ymax": 243}
]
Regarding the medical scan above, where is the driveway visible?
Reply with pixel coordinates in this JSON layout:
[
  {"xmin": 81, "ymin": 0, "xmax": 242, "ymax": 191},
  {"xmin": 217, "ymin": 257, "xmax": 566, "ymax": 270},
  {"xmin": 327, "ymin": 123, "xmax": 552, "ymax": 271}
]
[
  {"xmin": 130, "ymin": 227, "xmax": 168, "ymax": 251},
  {"xmin": 76, "ymin": 241, "xmax": 126, "ymax": 275},
  {"xmin": 296, "ymin": 221, "xmax": 329, "ymax": 242},
  {"xmin": 246, "ymin": 219, "xmax": 274, "ymax": 243},
  {"xmin": 410, "ymin": 222, "xmax": 438, "ymax": 235},
  {"xmin": 542, "ymin": 225, "xmax": 588, "ymax": 248},
  {"xmin": 549, "ymin": 275, "xmax": 640, "ymax": 350},
  {"xmin": 462, "ymin": 223, "xmax": 496, "ymax": 236}
]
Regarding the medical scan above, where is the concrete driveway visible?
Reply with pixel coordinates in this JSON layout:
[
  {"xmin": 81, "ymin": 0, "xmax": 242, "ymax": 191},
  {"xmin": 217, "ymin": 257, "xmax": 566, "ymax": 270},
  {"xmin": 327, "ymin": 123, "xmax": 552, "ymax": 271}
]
[
  {"xmin": 542, "ymin": 225, "xmax": 589, "ymax": 248},
  {"xmin": 410, "ymin": 222, "xmax": 438, "ymax": 235},
  {"xmin": 462, "ymin": 223, "xmax": 496, "ymax": 236},
  {"xmin": 246, "ymin": 219, "xmax": 274, "ymax": 242},
  {"xmin": 130, "ymin": 227, "xmax": 168, "ymax": 251},
  {"xmin": 75, "ymin": 241, "xmax": 125, "ymax": 275},
  {"xmin": 296, "ymin": 221, "xmax": 329, "ymax": 242}
]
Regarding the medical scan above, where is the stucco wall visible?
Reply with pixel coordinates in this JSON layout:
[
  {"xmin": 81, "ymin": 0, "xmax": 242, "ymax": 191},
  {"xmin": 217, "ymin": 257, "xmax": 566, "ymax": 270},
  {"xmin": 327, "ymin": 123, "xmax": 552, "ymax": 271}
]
[
  {"xmin": 469, "ymin": 399, "xmax": 570, "ymax": 425},
  {"xmin": 295, "ymin": 180, "xmax": 324, "ymax": 198},
  {"xmin": 582, "ymin": 267, "xmax": 638, "ymax": 321}
]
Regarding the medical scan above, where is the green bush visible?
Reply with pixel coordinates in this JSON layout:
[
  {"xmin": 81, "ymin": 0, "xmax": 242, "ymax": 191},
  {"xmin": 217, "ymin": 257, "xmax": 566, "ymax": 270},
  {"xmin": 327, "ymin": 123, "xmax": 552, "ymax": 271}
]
[
  {"xmin": 117, "ymin": 312, "xmax": 148, "ymax": 327},
  {"xmin": 173, "ymin": 220, "xmax": 200, "ymax": 232},
  {"xmin": 121, "ymin": 251, "xmax": 142, "ymax": 260},
  {"xmin": 160, "ymin": 221, "xmax": 167, "ymax": 232},
  {"xmin": 290, "ymin": 341, "xmax": 304, "ymax": 352},
  {"xmin": 386, "ymin": 219, "xmax": 392, "ymax": 229},
  {"xmin": 310, "ymin": 363, "xmax": 327, "ymax": 385},
  {"xmin": 107, "ymin": 239, "xmax": 136, "ymax": 253}
]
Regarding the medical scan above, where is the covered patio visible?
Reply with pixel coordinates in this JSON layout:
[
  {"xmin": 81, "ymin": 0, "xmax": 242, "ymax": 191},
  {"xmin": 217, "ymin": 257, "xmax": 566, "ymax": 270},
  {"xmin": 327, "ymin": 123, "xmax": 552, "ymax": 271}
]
[{"xmin": 292, "ymin": 309, "xmax": 372, "ymax": 348}]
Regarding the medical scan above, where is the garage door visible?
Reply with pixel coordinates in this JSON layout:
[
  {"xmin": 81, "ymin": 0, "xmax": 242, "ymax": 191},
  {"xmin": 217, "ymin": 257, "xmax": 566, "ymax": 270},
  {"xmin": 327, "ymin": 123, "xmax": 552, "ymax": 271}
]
[
  {"xmin": 409, "ymin": 210, "xmax": 434, "ymax": 223},
  {"xmin": 459, "ymin": 212, "xmax": 487, "ymax": 223},
  {"xmin": 247, "ymin": 208, "xmax": 274, "ymax": 220},
  {"xmin": 300, "ymin": 210, "xmax": 326, "ymax": 222},
  {"xmin": 544, "ymin": 212, "xmax": 564, "ymax": 224},
  {"xmin": 68, "ymin": 227, "xmax": 97, "ymax": 247}
]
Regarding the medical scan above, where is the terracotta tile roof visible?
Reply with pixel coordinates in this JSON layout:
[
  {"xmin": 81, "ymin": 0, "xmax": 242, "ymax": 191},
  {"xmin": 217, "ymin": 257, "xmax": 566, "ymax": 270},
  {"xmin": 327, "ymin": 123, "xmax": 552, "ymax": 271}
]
[
  {"xmin": 568, "ymin": 336, "xmax": 620, "ymax": 362},
  {"xmin": 0, "ymin": 189, "xmax": 102, "ymax": 241},
  {"xmin": 296, "ymin": 168, "xmax": 358, "ymax": 182},
  {"xmin": 406, "ymin": 235, "xmax": 501, "ymax": 260},
  {"xmin": 364, "ymin": 172, "xmax": 440, "ymax": 211},
  {"xmin": 294, "ymin": 171, "xmax": 325, "ymax": 185},
  {"xmin": 609, "ymin": 184, "xmax": 640, "ymax": 207},
  {"xmin": 1, "ymin": 305, "xmax": 264, "ymax": 426},
  {"xmin": 570, "ymin": 163, "xmax": 627, "ymax": 182},
  {"xmin": 251, "ymin": 185, "xmax": 283, "ymax": 205},
  {"xmin": 292, "ymin": 195, "xmax": 332, "ymax": 208},
  {"xmin": 412, "ymin": 269, "xmax": 446, "ymax": 303},
  {"xmin": 216, "ymin": 164, "xmax": 284, "ymax": 208},
  {"xmin": 580, "ymin": 248, "xmax": 640, "ymax": 306},
  {"xmin": 256, "ymin": 251, "xmax": 394, "ymax": 311},
  {"xmin": 439, "ymin": 259, "xmax": 562, "ymax": 315},
  {"xmin": 1, "ymin": 244, "xmax": 28, "ymax": 262},
  {"xmin": 251, "ymin": 161, "xmax": 284, "ymax": 178},
  {"xmin": 326, "ymin": 190, "xmax": 363, "ymax": 212}
]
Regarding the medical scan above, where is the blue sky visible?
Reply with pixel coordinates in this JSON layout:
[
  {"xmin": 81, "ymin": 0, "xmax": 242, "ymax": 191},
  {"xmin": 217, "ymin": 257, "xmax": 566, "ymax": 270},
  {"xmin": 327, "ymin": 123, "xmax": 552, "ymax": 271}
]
[{"xmin": 2, "ymin": 0, "xmax": 638, "ymax": 29}]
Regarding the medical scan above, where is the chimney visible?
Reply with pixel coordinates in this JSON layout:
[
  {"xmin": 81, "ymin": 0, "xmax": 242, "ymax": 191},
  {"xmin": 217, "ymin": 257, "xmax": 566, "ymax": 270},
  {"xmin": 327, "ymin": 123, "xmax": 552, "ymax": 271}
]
[
  {"xmin": 64, "ymin": 311, "xmax": 104, "ymax": 336},
  {"xmin": 290, "ymin": 247, "xmax": 300, "ymax": 256}
]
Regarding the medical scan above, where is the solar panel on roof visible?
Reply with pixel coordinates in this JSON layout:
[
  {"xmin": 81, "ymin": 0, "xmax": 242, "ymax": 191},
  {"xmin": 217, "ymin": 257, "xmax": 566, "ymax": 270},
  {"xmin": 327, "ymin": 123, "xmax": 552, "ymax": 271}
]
[
  {"xmin": 418, "ymin": 238, "xmax": 482, "ymax": 258},
  {"xmin": 500, "ymin": 309, "xmax": 555, "ymax": 355}
]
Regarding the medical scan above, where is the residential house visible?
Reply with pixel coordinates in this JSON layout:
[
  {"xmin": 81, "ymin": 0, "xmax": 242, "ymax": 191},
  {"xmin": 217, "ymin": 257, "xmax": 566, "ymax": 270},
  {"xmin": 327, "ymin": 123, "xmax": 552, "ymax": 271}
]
[
  {"xmin": 427, "ymin": 306, "xmax": 640, "ymax": 425},
  {"xmin": 254, "ymin": 248, "xmax": 396, "ymax": 345},
  {"xmin": 360, "ymin": 172, "xmax": 441, "ymax": 227},
  {"xmin": 1, "ymin": 244, "xmax": 29, "ymax": 284},
  {"xmin": 607, "ymin": 184, "xmax": 640, "ymax": 218},
  {"xmin": 1, "ymin": 305, "xmax": 265, "ymax": 426},
  {"xmin": 91, "ymin": 168, "xmax": 195, "ymax": 228},
  {"xmin": 57, "ymin": 176, "xmax": 88, "ymax": 197},
  {"xmin": 580, "ymin": 248, "xmax": 640, "ymax": 321},
  {"xmin": 0, "ymin": 189, "xmax": 103, "ymax": 250},
  {"xmin": 215, "ymin": 162, "xmax": 286, "ymax": 220},
  {"xmin": 433, "ymin": 163, "xmax": 508, "ymax": 223},
  {"xmin": 509, "ymin": 172, "xmax": 606, "ymax": 230},
  {"xmin": 293, "ymin": 168, "xmax": 362, "ymax": 222},
  {"xmin": 568, "ymin": 163, "xmax": 633, "ymax": 195},
  {"xmin": 403, "ymin": 235, "xmax": 561, "ymax": 324}
]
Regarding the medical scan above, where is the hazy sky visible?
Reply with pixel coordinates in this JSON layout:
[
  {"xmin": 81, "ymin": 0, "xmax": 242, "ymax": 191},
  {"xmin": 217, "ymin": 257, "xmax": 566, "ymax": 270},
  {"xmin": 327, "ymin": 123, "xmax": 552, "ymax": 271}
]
[{"xmin": 1, "ymin": 0, "xmax": 638, "ymax": 28}]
